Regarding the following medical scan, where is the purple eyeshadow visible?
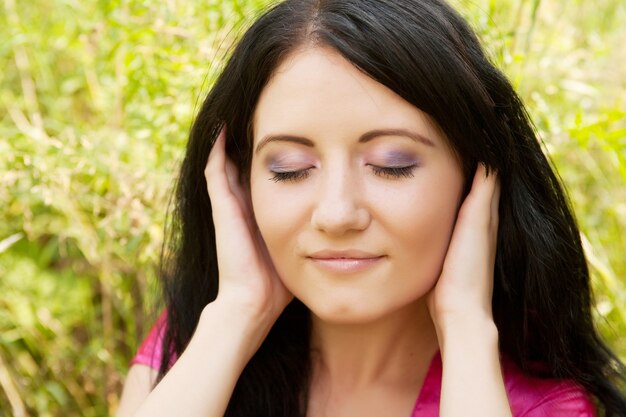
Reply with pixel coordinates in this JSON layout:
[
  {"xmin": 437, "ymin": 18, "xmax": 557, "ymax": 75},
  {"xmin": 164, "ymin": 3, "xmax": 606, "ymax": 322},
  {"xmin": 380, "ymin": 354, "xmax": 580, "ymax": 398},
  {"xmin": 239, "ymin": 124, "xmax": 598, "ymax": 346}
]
[
  {"xmin": 267, "ymin": 155, "xmax": 312, "ymax": 172},
  {"xmin": 268, "ymin": 162, "xmax": 293, "ymax": 172},
  {"xmin": 381, "ymin": 151, "xmax": 418, "ymax": 166}
]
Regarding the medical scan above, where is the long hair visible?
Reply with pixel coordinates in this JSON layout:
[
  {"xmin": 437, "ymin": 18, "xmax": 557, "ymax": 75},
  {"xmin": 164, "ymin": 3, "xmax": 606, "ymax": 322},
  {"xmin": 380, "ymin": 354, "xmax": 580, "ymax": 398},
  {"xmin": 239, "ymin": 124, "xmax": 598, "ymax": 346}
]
[{"xmin": 157, "ymin": 1, "xmax": 626, "ymax": 415}]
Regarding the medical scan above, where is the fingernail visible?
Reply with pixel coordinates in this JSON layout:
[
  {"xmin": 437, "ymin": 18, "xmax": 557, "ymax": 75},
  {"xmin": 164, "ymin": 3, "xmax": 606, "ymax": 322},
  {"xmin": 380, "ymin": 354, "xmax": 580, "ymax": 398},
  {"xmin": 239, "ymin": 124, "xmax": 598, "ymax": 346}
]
[{"xmin": 477, "ymin": 163, "xmax": 487, "ymax": 177}]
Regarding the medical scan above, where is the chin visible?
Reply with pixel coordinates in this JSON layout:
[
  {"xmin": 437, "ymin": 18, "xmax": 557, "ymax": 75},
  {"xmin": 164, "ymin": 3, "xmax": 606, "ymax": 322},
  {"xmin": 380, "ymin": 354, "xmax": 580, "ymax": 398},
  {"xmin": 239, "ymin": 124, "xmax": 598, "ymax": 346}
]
[{"xmin": 304, "ymin": 298, "xmax": 393, "ymax": 325}]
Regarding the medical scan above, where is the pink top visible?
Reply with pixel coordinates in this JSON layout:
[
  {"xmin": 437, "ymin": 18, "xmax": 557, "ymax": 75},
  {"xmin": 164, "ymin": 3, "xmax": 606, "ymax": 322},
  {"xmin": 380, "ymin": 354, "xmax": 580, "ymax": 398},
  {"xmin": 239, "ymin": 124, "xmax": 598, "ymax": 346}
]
[{"xmin": 132, "ymin": 313, "xmax": 596, "ymax": 416}]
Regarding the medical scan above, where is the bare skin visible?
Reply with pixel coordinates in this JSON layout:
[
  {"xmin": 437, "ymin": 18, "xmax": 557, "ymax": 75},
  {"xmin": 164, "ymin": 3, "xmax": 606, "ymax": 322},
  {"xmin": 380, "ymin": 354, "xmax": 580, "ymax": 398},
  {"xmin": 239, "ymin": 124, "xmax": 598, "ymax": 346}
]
[
  {"xmin": 116, "ymin": 136, "xmax": 507, "ymax": 417},
  {"xmin": 116, "ymin": 47, "xmax": 510, "ymax": 417}
]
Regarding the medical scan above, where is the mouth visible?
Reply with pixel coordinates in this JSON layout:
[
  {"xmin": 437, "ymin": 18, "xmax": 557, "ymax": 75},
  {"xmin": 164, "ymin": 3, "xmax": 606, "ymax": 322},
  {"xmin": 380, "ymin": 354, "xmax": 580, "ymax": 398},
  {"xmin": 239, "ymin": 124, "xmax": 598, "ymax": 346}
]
[
  {"xmin": 307, "ymin": 249, "xmax": 383, "ymax": 259},
  {"xmin": 306, "ymin": 250, "xmax": 386, "ymax": 273}
]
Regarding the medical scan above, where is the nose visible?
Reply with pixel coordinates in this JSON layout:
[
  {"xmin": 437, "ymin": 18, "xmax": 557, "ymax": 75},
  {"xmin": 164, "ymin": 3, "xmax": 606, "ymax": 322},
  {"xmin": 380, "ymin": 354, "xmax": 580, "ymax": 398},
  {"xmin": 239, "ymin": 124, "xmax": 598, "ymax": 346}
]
[{"xmin": 310, "ymin": 169, "xmax": 371, "ymax": 235}]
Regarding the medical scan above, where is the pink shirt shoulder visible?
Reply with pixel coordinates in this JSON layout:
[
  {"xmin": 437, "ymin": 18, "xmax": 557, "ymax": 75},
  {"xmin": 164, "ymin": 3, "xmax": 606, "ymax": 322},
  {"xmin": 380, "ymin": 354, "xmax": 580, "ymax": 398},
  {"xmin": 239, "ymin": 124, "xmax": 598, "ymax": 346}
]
[
  {"xmin": 414, "ymin": 351, "xmax": 596, "ymax": 417},
  {"xmin": 130, "ymin": 311, "xmax": 173, "ymax": 370},
  {"xmin": 132, "ymin": 316, "xmax": 596, "ymax": 416}
]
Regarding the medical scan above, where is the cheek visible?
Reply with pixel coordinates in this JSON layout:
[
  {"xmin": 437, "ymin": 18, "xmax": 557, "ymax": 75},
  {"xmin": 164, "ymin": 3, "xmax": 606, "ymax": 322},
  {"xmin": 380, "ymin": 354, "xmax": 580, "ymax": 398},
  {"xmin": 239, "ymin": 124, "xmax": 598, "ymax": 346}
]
[
  {"xmin": 250, "ymin": 178, "xmax": 309, "ymax": 261},
  {"xmin": 408, "ymin": 203, "xmax": 457, "ymax": 265},
  {"xmin": 380, "ymin": 175, "xmax": 462, "ymax": 280}
]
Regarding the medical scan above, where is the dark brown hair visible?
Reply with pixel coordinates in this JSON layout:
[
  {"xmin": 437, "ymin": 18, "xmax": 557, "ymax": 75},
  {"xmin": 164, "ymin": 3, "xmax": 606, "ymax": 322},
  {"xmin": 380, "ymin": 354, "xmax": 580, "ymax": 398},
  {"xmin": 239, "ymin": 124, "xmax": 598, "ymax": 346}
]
[{"xmin": 158, "ymin": 1, "xmax": 626, "ymax": 415}]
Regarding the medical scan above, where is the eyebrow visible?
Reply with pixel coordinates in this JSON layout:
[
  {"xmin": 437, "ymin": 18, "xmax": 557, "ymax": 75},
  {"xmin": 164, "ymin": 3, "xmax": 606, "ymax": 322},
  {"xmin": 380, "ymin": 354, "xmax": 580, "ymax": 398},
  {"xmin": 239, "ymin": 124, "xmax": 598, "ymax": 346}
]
[{"xmin": 254, "ymin": 128, "xmax": 435, "ymax": 154}]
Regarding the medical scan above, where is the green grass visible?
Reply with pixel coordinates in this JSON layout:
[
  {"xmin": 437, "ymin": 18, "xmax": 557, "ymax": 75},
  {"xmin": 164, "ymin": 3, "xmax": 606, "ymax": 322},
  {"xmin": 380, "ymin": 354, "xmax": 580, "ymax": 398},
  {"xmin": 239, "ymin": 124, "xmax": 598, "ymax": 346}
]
[{"xmin": 1, "ymin": 0, "xmax": 624, "ymax": 415}]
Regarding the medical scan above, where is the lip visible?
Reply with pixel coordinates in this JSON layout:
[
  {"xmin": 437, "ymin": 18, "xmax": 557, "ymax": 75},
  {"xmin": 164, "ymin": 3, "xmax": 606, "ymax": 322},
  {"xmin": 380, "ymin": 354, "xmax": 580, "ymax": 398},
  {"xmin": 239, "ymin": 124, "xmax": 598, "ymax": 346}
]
[
  {"xmin": 307, "ymin": 250, "xmax": 386, "ymax": 274},
  {"xmin": 308, "ymin": 249, "xmax": 382, "ymax": 259}
]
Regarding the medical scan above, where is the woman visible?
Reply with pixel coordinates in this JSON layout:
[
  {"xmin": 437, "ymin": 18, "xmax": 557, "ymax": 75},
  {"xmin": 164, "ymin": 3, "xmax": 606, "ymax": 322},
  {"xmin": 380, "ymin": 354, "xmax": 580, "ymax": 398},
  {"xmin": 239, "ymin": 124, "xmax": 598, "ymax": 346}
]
[{"xmin": 116, "ymin": 0, "xmax": 626, "ymax": 416}]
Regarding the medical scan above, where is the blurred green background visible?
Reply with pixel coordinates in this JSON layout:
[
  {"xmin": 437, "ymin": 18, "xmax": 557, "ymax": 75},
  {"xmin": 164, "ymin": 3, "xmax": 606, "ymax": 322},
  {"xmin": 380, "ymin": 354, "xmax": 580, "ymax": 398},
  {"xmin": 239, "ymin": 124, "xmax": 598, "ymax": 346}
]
[{"xmin": 0, "ymin": 0, "xmax": 624, "ymax": 415}]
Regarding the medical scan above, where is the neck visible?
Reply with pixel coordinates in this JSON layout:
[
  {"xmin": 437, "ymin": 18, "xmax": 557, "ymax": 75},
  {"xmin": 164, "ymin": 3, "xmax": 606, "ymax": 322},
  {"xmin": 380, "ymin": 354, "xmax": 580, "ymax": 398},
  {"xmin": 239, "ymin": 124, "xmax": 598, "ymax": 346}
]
[{"xmin": 310, "ymin": 299, "xmax": 438, "ymax": 391}]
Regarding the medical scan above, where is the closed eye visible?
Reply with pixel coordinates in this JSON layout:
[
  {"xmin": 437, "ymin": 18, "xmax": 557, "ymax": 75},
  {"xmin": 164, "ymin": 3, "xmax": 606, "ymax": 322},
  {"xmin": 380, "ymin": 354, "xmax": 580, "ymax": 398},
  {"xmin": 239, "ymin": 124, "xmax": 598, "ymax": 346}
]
[
  {"xmin": 269, "ymin": 164, "xmax": 417, "ymax": 182},
  {"xmin": 370, "ymin": 164, "xmax": 417, "ymax": 179},
  {"xmin": 269, "ymin": 168, "xmax": 313, "ymax": 182}
]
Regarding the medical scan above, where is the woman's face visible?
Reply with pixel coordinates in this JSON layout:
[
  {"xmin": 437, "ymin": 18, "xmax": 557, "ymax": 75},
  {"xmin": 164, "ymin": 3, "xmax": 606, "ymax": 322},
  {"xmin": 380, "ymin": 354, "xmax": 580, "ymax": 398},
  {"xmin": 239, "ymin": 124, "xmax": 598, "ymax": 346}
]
[{"xmin": 249, "ymin": 46, "xmax": 464, "ymax": 324}]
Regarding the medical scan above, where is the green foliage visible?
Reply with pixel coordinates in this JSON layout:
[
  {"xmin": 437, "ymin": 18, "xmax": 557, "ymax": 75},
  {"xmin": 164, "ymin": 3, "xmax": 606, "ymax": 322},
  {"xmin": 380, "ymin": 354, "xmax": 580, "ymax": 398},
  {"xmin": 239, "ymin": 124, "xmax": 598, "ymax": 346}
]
[
  {"xmin": 454, "ymin": 0, "xmax": 626, "ymax": 356},
  {"xmin": 0, "ymin": 0, "xmax": 624, "ymax": 415},
  {"xmin": 1, "ymin": 1, "xmax": 271, "ymax": 415}
]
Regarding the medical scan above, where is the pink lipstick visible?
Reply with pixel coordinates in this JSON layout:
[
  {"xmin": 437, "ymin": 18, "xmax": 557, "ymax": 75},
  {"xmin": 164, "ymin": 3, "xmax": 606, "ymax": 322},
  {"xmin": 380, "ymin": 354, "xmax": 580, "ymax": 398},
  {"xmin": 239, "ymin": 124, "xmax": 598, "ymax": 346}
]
[{"xmin": 307, "ymin": 250, "xmax": 385, "ymax": 274}]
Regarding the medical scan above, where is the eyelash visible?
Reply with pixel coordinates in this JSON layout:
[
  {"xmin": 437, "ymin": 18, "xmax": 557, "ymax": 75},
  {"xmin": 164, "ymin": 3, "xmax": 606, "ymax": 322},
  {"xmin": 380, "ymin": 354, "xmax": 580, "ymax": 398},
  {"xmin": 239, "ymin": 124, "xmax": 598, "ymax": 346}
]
[
  {"xmin": 370, "ymin": 165, "xmax": 417, "ymax": 179},
  {"xmin": 270, "ymin": 169, "xmax": 312, "ymax": 183},
  {"xmin": 269, "ymin": 165, "xmax": 417, "ymax": 183}
]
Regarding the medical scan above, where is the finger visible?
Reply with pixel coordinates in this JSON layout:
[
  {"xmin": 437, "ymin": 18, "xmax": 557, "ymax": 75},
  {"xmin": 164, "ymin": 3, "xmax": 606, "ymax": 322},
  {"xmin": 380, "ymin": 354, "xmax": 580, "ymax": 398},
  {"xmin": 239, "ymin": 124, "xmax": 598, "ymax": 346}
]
[
  {"xmin": 224, "ymin": 157, "xmax": 256, "ymax": 230},
  {"xmin": 490, "ymin": 172, "xmax": 501, "ymax": 233},
  {"xmin": 438, "ymin": 165, "xmax": 500, "ymax": 312},
  {"xmin": 445, "ymin": 164, "xmax": 500, "ymax": 276},
  {"xmin": 205, "ymin": 128, "xmax": 248, "ymax": 229},
  {"xmin": 204, "ymin": 127, "xmax": 227, "ymax": 196},
  {"xmin": 458, "ymin": 164, "xmax": 497, "ymax": 229}
]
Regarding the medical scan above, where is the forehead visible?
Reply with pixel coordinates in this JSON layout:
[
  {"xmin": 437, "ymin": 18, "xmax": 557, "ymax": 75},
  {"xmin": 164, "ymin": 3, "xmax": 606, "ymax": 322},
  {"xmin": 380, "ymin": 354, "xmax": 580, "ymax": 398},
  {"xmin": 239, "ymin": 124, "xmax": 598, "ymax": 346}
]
[{"xmin": 251, "ymin": 46, "xmax": 446, "ymax": 147}]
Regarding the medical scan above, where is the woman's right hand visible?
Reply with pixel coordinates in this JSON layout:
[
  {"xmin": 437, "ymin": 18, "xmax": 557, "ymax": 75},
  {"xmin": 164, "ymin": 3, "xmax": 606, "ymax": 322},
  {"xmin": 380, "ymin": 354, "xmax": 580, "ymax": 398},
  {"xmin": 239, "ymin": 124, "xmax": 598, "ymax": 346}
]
[
  {"xmin": 118, "ymin": 128, "xmax": 291, "ymax": 417},
  {"xmin": 204, "ymin": 127, "xmax": 293, "ymax": 324}
]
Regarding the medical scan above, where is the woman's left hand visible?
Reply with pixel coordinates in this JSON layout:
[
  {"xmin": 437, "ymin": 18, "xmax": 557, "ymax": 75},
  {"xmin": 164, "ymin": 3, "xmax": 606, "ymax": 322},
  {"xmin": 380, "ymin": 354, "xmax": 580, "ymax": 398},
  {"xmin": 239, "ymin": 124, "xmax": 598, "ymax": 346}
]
[
  {"xmin": 428, "ymin": 164, "xmax": 511, "ymax": 416},
  {"xmin": 426, "ymin": 163, "xmax": 501, "ymax": 332}
]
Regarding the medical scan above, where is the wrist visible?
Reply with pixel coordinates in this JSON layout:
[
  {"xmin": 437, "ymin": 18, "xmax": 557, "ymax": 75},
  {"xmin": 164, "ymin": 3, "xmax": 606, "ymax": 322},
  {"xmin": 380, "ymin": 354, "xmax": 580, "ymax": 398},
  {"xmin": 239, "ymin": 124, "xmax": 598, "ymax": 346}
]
[
  {"xmin": 436, "ymin": 314, "xmax": 499, "ymax": 354},
  {"xmin": 195, "ymin": 300, "xmax": 276, "ymax": 364},
  {"xmin": 436, "ymin": 316, "xmax": 512, "ymax": 417}
]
